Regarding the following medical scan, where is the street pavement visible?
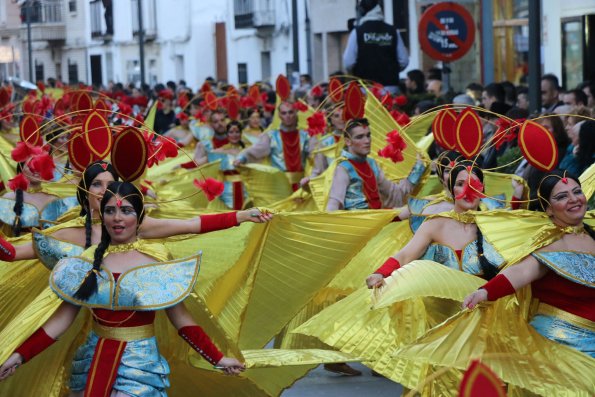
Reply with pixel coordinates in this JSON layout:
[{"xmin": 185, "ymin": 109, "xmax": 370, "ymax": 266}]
[{"xmin": 281, "ymin": 363, "xmax": 403, "ymax": 396}]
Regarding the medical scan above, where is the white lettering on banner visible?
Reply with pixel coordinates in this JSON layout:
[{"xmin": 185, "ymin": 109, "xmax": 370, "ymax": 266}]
[
  {"xmin": 439, "ymin": 17, "xmax": 454, "ymax": 24},
  {"xmin": 428, "ymin": 31, "xmax": 457, "ymax": 49}
]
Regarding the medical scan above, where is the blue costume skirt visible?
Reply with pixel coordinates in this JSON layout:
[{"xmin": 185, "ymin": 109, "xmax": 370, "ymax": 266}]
[
  {"xmin": 70, "ymin": 331, "xmax": 170, "ymax": 396},
  {"xmin": 530, "ymin": 313, "xmax": 595, "ymax": 358}
]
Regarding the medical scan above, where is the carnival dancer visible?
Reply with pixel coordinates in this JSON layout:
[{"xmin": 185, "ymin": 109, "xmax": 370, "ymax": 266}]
[
  {"xmin": 385, "ymin": 170, "xmax": 594, "ymax": 395},
  {"xmin": 294, "ymin": 161, "xmax": 506, "ymax": 390},
  {"xmin": 464, "ymin": 170, "xmax": 594, "ymax": 356},
  {"xmin": 206, "ymin": 121, "xmax": 250, "ymax": 210},
  {"xmin": 186, "ymin": 110, "xmax": 229, "ymax": 167},
  {"xmin": 326, "ymin": 118, "xmax": 425, "ymax": 211},
  {"xmin": 242, "ymin": 109, "xmax": 264, "ymax": 146},
  {"xmin": 163, "ymin": 111, "xmax": 194, "ymax": 147},
  {"xmin": 0, "ymin": 181, "xmax": 245, "ymax": 395},
  {"xmin": 301, "ymin": 106, "xmax": 346, "ymax": 187},
  {"xmin": 234, "ymin": 102, "xmax": 310, "ymax": 191},
  {"xmin": 1, "ymin": 153, "xmax": 77, "ymax": 237}
]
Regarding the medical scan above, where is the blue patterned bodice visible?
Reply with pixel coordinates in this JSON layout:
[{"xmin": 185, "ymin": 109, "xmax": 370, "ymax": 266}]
[
  {"xmin": 421, "ymin": 238, "xmax": 505, "ymax": 275},
  {"xmin": 0, "ymin": 196, "xmax": 78, "ymax": 230},
  {"xmin": 268, "ymin": 129, "xmax": 309, "ymax": 171},
  {"xmin": 51, "ymin": 254, "xmax": 201, "ymax": 310},
  {"xmin": 532, "ymin": 251, "xmax": 594, "ymax": 288},
  {"xmin": 337, "ymin": 150, "xmax": 381, "ymax": 210}
]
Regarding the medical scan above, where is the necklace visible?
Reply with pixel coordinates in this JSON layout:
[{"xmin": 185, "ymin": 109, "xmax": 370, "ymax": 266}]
[
  {"xmin": 447, "ymin": 210, "xmax": 475, "ymax": 224},
  {"xmin": 105, "ymin": 241, "xmax": 141, "ymax": 255},
  {"xmin": 559, "ymin": 224, "xmax": 585, "ymax": 235}
]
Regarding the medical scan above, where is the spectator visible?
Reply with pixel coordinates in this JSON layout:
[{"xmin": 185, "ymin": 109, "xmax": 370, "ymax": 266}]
[
  {"xmin": 541, "ymin": 74, "xmax": 564, "ymax": 112},
  {"xmin": 516, "ymin": 86, "xmax": 529, "ymax": 110},
  {"xmin": 343, "ymin": 0, "xmax": 409, "ymax": 94},
  {"xmin": 559, "ymin": 120, "xmax": 595, "ymax": 176},
  {"xmin": 563, "ymin": 89, "xmax": 588, "ymax": 107}
]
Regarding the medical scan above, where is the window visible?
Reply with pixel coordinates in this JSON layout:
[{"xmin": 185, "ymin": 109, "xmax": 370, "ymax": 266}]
[
  {"xmin": 35, "ymin": 61, "xmax": 44, "ymax": 82},
  {"xmin": 238, "ymin": 63, "xmax": 248, "ymax": 84},
  {"xmin": 68, "ymin": 62, "xmax": 78, "ymax": 84},
  {"xmin": 234, "ymin": 0, "xmax": 253, "ymax": 29},
  {"xmin": 68, "ymin": 1, "xmax": 77, "ymax": 12}
]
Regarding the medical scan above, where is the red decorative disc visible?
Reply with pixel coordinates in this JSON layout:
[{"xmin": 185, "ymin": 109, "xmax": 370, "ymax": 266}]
[
  {"xmin": 68, "ymin": 129, "xmax": 95, "ymax": 171},
  {"xmin": 76, "ymin": 91, "xmax": 93, "ymax": 114},
  {"xmin": 276, "ymin": 74, "xmax": 291, "ymax": 101},
  {"xmin": 111, "ymin": 127, "xmax": 147, "ymax": 182},
  {"xmin": 19, "ymin": 115, "xmax": 42, "ymax": 146},
  {"xmin": 83, "ymin": 110, "xmax": 112, "ymax": 159},
  {"xmin": 518, "ymin": 119, "xmax": 559, "ymax": 172},
  {"xmin": 432, "ymin": 110, "xmax": 446, "ymax": 148},
  {"xmin": 0, "ymin": 87, "xmax": 9, "ymax": 107},
  {"xmin": 440, "ymin": 108, "xmax": 458, "ymax": 150},
  {"xmin": 343, "ymin": 82, "xmax": 365, "ymax": 121},
  {"xmin": 459, "ymin": 360, "xmax": 507, "ymax": 397},
  {"xmin": 328, "ymin": 78, "xmax": 344, "ymax": 103},
  {"xmin": 227, "ymin": 97, "xmax": 240, "ymax": 120},
  {"xmin": 204, "ymin": 91, "xmax": 218, "ymax": 111},
  {"xmin": 248, "ymin": 85, "xmax": 261, "ymax": 103},
  {"xmin": 455, "ymin": 107, "xmax": 483, "ymax": 158}
]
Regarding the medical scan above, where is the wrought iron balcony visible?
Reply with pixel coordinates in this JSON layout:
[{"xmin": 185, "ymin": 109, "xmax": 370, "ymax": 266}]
[
  {"xmin": 20, "ymin": 0, "xmax": 65, "ymax": 41},
  {"xmin": 131, "ymin": 0, "xmax": 157, "ymax": 40},
  {"xmin": 234, "ymin": 0, "xmax": 275, "ymax": 29}
]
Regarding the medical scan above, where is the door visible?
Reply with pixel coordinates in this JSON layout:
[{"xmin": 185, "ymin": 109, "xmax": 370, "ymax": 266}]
[{"xmin": 90, "ymin": 55, "xmax": 102, "ymax": 87}]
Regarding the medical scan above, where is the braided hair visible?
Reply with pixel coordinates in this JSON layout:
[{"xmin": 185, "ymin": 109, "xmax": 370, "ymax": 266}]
[
  {"xmin": 77, "ymin": 161, "xmax": 119, "ymax": 248},
  {"xmin": 73, "ymin": 181, "xmax": 145, "ymax": 300},
  {"xmin": 447, "ymin": 161, "xmax": 498, "ymax": 280},
  {"xmin": 435, "ymin": 150, "xmax": 462, "ymax": 185},
  {"xmin": 536, "ymin": 170, "xmax": 595, "ymax": 240},
  {"xmin": 12, "ymin": 163, "xmax": 25, "ymax": 237}
]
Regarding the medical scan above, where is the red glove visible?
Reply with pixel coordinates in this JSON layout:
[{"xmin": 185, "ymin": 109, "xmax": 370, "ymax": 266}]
[
  {"xmin": 180, "ymin": 161, "xmax": 198, "ymax": 169},
  {"xmin": 0, "ymin": 235, "xmax": 15, "ymax": 261},
  {"xmin": 481, "ymin": 274, "xmax": 515, "ymax": 301},
  {"xmin": 15, "ymin": 327, "xmax": 56, "ymax": 362},
  {"xmin": 199, "ymin": 212, "xmax": 238, "ymax": 233},
  {"xmin": 374, "ymin": 257, "xmax": 401, "ymax": 277},
  {"xmin": 178, "ymin": 326, "xmax": 224, "ymax": 365}
]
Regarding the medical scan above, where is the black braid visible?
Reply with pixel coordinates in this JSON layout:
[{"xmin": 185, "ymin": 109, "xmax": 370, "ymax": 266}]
[
  {"xmin": 84, "ymin": 207, "xmax": 92, "ymax": 249},
  {"xmin": 12, "ymin": 189, "xmax": 24, "ymax": 237},
  {"xmin": 584, "ymin": 223, "xmax": 595, "ymax": 240},
  {"xmin": 476, "ymin": 227, "xmax": 498, "ymax": 280},
  {"xmin": 73, "ymin": 225, "xmax": 110, "ymax": 300}
]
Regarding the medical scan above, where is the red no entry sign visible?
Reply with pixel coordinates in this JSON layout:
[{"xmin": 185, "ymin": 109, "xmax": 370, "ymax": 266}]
[{"xmin": 418, "ymin": 2, "xmax": 476, "ymax": 62}]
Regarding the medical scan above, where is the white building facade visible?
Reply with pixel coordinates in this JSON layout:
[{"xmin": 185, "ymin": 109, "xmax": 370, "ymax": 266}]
[{"xmin": 0, "ymin": 0, "xmax": 594, "ymax": 92}]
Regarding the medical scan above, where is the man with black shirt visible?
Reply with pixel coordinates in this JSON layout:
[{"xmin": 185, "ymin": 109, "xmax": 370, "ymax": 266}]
[{"xmin": 343, "ymin": 0, "xmax": 408, "ymax": 94}]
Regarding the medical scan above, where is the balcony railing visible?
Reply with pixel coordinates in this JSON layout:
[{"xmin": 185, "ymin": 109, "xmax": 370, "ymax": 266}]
[
  {"xmin": 20, "ymin": 0, "xmax": 63, "ymax": 24},
  {"xmin": 132, "ymin": 0, "xmax": 157, "ymax": 39},
  {"xmin": 234, "ymin": 0, "xmax": 274, "ymax": 29},
  {"xmin": 90, "ymin": 0, "xmax": 105, "ymax": 38},
  {"xmin": 20, "ymin": 1, "xmax": 65, "ymax": 41}
]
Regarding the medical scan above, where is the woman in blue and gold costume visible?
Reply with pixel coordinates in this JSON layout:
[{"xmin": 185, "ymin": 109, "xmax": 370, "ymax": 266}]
[
  {"xmin": 294, "ymin": 161, "xmax": 507, "ymax": 390},
  {"xmin": 207, "ymin": 120, "xmax": 250, "ymax": 210},
  {"xmin": 0, "ymin": 181, "xmax": 245, "ymax": 395},
  {"xmin": 465, "ymin": 170, "xmax": 594, "ymax": 353},
  {"xmin": 389, "ymin": 170, "xmax": 594, "ymax": 395}
]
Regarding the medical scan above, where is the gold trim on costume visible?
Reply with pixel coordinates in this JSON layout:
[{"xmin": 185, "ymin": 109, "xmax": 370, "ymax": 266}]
[
  {"xmin": 92, "ymin": 322, "xmax": 155, "ymax": 341},
  {"xmin": 224, "ymin": 174, "xmax": 243, "ymax": 182},
  {"xmin": 285, "ymin": 171, "xmax": 305, "ymax": 185},
  {"xmin": 536, "ymin": 302, "xmax": 595, "ymax": 332}
]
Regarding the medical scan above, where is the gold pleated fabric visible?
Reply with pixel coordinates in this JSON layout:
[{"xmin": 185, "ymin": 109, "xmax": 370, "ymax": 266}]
[
  {"xmin": 579, "ymin": 162, "xmax": 595, "ymax": 200},
  {"xmin": 151, "ymin": 161, "xmax": 221, "ymax": 208},
  {"xmin": 0, "ymin": 133, "xmax": 16, "ymax": 184},
  {"xmin": 393, "ymin": 293, "xmax": 595, "ymax": 396},
  {"xmin": 268, "ymin": 189, "xmax": 318, "ymax": 212},
  {"xmin": 405, "ymin": 113, "xmax": 436, "ymax": 143},
  {"xmin": 363, "ymin": 86, "xmax": 430, "ymax": 189},
  {"xmin": 237, "ymin": 163, "xmax": 293, "ymax": 206},
  {"xmin": 293, "ymin": 261, "xmax": 483, "ymax": 390}
]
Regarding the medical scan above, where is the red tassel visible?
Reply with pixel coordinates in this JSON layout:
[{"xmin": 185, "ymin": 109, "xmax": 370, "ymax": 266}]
[
  {"xmin": 378, "ymin": 130, "xmax": 407, "ymax": 163},
  {"xmin": 28, "ymin": 153, "xmax": 56, "ymax": 181},
  {"xmin": 8, "ymin": 173, "xmax": 29, "ymax": 191},
  {"xmin": 11, "ymin": 141, "xmax": 42, "ymax": 163},
  {"xmin": 292, "ymin": 101, "xmax": 308, "ymax": 112},
  {"xmin": 307, "ymin": 111, "xmax": 327, "ymax": 137},
  {"xmin": 193, "ymin": 178, "xmax": 224, "ymax": 201}
]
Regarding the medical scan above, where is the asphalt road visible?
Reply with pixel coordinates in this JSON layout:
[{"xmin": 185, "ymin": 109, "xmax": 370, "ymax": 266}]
[{"xmin": 281, "ymin": 363, "xmax": 403, "ymax": 397}]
